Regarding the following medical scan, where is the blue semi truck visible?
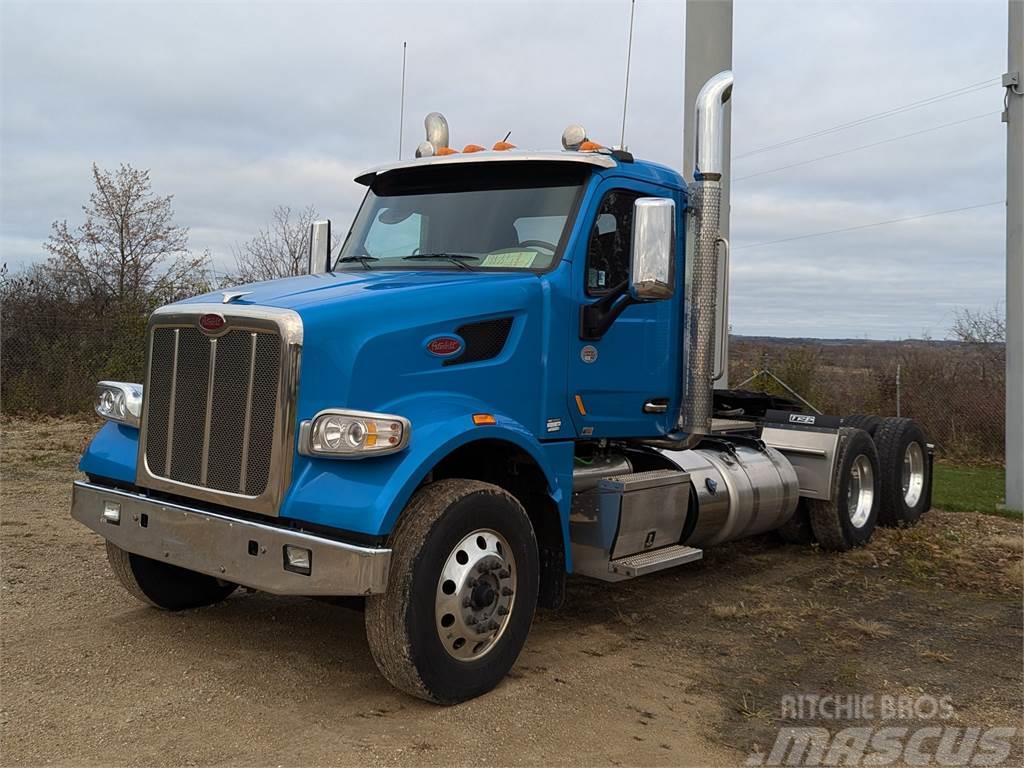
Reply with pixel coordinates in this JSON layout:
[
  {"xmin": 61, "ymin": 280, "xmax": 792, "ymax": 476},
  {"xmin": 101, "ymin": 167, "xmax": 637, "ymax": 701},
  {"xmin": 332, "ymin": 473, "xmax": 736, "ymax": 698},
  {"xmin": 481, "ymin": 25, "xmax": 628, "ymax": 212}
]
[{"xmin": 72, "ymin": 72, "xmax": 933, "ymax": 704}]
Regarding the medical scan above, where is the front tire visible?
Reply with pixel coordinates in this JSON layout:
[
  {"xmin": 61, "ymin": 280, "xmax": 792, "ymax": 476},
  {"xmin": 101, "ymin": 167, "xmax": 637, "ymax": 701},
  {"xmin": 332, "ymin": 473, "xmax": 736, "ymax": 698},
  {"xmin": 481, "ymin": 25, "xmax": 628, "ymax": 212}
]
[
  {"xmin": 106, "ymin": 542, "xmax": 237, "ymax": 610},
  {"xmin": 365, "ymin": 479, "xmax": 539, "ymax": 704}
]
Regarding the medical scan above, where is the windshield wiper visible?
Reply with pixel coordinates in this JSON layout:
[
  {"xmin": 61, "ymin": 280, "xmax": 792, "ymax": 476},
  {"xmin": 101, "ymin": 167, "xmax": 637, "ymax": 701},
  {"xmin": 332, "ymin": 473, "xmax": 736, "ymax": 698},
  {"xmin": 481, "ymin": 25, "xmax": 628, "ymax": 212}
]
[
  {"xmin": 402, "ymin": 252, "xmax": 480, "ymax": 271},
  {"xmin": 336, "ymin": 254, "xmax": 379, "ymax": 270}
]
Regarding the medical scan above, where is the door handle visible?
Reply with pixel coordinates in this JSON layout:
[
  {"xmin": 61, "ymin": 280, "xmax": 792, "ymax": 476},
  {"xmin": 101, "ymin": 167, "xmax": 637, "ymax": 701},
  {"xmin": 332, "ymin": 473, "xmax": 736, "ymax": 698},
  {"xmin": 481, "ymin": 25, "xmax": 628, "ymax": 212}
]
[{"xmin": 643, "ymin": 399, "xmax": 669, "ymax": 414}]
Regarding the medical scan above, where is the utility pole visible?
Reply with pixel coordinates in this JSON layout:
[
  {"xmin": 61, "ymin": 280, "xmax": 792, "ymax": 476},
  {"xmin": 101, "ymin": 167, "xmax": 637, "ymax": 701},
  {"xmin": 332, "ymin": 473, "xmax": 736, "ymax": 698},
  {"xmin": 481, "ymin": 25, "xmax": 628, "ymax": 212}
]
[
  {"xmin": 1005, "ymin": 0, "xmax": 1023, "ymax": 511},
  {"xmin": 684, "ymin": 0, "xmax": 733, "ymax": 389}
]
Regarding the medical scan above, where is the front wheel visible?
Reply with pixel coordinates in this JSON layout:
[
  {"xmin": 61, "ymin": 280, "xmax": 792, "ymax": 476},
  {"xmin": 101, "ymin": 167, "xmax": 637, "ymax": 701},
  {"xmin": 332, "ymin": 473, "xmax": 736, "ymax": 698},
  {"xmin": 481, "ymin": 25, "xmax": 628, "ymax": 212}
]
[
  {"xmin": 365, "ymin": 479, "xmax": 539, "ymax": 704},
  {"xmin": 106, "ymin": 542, "xmax": 237, "ymax": 610}
]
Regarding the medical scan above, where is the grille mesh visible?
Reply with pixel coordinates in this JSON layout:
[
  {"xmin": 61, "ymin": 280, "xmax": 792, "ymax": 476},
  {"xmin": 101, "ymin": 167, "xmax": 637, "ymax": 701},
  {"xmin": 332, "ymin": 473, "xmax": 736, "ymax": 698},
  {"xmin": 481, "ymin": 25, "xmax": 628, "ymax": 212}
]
[
  {"xmin": 443, "ymin": 317, "xmax": 513, "ymax": 366},
  {"xmin": 145, "ymin": 325, "xmax": 281, "ymax": 498}
]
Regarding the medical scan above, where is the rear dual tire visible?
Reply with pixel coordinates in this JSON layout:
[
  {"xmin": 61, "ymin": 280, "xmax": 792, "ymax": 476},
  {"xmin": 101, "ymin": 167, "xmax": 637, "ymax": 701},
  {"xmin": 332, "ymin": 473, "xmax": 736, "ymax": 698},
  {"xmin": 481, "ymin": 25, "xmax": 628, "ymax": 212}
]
[
  {"xmin": 808, "ymin": 427, "xmax": 880, "ymax": 551},
  {"xmin": 874, "ymin": 417, "xmax": 931, "ymax": 528}
]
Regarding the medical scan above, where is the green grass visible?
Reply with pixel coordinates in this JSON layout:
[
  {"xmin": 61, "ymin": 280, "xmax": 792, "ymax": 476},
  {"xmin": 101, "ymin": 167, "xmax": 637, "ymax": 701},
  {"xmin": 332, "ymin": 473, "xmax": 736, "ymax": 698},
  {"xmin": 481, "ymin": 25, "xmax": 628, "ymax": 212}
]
[{"xmin": 933, "ymin": 464, "xmax": 1022, "ymax": 518}]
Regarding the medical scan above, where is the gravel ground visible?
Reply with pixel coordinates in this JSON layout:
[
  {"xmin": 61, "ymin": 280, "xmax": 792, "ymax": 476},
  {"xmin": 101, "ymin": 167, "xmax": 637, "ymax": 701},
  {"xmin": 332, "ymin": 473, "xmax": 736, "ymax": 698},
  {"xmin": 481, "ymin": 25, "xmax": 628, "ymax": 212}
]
[{"xmin": 2, "ymin": 418, "xmax": 1021, "ymax": 767}]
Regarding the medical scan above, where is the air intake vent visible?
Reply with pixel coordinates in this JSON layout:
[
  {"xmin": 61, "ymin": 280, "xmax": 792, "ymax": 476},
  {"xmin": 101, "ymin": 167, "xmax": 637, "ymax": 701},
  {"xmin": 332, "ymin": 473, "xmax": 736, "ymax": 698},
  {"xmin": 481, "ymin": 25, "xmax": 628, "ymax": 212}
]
[{"xmin": 444, "ymin": 317, "xmax": 513, "ymax": 367}]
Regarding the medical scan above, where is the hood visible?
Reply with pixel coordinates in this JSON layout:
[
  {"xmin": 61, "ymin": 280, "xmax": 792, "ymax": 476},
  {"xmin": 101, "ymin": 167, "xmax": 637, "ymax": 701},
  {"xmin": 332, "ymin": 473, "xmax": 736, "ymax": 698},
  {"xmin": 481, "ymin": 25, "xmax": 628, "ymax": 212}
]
[
  {"xmin": 180, "ymin": 268, "xmax": 549, "ymax": 428},
  {"xmin": 181, "ymin": 270, "xmax": 536, "ymax": 313}
]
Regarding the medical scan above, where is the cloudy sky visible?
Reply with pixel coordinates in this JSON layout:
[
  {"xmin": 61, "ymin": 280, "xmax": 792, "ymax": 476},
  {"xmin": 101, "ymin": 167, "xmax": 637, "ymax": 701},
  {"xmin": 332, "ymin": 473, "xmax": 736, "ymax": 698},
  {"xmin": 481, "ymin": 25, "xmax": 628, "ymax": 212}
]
[{"xmin": 0, "ymin": 0, "xmax": 1010, "ymax": 338}]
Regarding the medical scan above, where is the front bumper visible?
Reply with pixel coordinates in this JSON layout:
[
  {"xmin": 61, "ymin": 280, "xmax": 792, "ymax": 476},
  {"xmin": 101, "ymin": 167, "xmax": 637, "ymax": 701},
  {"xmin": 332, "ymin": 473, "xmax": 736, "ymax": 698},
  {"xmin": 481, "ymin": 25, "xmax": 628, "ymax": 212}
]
[{"xmin": 71, "ymin": 481, "xmax": 391, "ymax": 596}]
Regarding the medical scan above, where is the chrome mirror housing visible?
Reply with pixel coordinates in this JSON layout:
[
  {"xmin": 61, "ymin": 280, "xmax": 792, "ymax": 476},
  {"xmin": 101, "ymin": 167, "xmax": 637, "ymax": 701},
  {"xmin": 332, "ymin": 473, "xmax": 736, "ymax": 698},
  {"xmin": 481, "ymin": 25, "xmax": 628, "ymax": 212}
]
[
  {"xmin": 308, "ymin": 220, "xmax": 331, "ymax": 274},
  {"xmin": 629, "ymin": 197, "xmax": 675, "ymax": 301}
]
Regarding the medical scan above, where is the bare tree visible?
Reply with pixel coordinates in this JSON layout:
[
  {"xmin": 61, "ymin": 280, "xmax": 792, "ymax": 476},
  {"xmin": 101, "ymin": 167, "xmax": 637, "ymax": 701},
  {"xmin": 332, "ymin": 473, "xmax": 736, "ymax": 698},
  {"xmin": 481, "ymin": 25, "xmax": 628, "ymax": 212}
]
[
  {"xmin": 950, "ymin": 306, "xmax": 1006, "ymax": 345},
  {"xmin": 43, "ymin": 163, "xmax": 210, "ymax": 312},
  {"xmin": 950, "ymin": 306, "xmax": 1006, "ymax": 382},
  {"xmin": 232, "ymin": 205, "xmax": 326, "ymax": 284}
]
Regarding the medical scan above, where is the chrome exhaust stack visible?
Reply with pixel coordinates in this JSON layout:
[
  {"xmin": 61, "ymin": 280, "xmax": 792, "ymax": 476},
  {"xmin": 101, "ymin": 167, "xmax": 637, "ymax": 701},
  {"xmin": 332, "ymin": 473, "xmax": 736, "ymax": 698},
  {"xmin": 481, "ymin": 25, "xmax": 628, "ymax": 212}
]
[{"xmin": 676, "ymin": 70, "xmax": 733, "ymax": 444}]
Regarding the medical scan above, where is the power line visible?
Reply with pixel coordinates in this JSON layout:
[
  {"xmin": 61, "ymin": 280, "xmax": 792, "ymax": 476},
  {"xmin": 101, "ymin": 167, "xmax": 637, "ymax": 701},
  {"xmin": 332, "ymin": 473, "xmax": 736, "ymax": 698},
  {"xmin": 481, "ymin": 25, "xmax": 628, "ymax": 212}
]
[
  {"xmin": 734, "ymin": 111, "xmax": 1002, "ymax": 182},
  {"xmin": 735, "ymin": 200, "xmax": 1005, "ymax": 250},
  {"xmin": 735, "ymin": 77, "xmax": 1000, "ymax": 160}
]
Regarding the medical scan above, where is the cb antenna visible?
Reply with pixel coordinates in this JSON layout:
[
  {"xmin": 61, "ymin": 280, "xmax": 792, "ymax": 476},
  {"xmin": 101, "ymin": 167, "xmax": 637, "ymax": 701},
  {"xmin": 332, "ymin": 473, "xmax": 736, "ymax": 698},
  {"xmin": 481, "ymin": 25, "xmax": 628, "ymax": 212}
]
[
  {"xmin": 619, "ymin": 0, "xmax": 636, "ymax": 149},
  {"xmin": 398, "ymin": 41, "xmax": 407, "ymax": 160}
]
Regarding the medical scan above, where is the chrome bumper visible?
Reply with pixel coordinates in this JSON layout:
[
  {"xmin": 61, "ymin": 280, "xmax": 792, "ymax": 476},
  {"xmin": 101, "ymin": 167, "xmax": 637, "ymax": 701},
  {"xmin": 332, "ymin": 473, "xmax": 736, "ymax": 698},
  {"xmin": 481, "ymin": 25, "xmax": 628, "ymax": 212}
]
[{"xmin": 71, "ymin": 481, "xmax": 390, "ymax": 596}]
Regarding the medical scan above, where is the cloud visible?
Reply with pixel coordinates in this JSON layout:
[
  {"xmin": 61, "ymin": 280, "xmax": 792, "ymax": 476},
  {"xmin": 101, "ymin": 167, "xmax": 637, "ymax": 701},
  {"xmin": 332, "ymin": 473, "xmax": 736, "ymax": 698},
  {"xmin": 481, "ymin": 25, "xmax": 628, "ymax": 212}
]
[{"xmin": 0, "ymin": 0, "xmax": 1008, "ymax": 338}]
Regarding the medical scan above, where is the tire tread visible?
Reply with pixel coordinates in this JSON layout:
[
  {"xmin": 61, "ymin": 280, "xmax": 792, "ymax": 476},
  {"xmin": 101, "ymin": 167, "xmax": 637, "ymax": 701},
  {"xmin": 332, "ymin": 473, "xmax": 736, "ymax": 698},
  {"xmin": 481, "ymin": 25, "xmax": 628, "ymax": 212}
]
[{"xmin": 364, "ymin": 479, "xmax": 530, "ymax": 703}]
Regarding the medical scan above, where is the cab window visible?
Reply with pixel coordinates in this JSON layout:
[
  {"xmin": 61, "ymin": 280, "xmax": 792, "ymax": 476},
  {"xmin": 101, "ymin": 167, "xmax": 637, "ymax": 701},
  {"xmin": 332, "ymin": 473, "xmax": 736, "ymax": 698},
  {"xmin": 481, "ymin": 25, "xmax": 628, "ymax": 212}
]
[
  {"xmin": 365, "ymin": 212, "xmax": 423, "ymax": 257},
  {"xmin": 585, "ymin": 189, "xmax": 641, "ymax": 295}
]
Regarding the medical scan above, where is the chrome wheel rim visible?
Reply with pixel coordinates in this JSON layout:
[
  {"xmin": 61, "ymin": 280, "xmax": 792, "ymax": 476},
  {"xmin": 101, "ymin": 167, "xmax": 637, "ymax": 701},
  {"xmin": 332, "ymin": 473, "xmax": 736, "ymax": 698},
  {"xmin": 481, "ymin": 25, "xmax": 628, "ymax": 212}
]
[
  {"xmin": 435, "ymin": 529, "xmax": 516, "ymax": 662},
  {"xmin": 902, "ymin": 442, "xmax": 925, "ymax": 508},
  {"xmin": 846, "ymin": 454, "xmax": 874, "ymax": 529}
]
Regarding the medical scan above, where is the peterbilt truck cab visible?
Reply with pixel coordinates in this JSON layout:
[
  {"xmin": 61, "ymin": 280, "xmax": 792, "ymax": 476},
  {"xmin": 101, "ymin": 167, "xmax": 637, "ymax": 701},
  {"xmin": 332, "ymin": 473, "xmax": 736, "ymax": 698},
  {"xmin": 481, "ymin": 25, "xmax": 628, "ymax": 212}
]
[{"xmin": 71, "ymin": 72, "xmax": 933, "ymax": 704}]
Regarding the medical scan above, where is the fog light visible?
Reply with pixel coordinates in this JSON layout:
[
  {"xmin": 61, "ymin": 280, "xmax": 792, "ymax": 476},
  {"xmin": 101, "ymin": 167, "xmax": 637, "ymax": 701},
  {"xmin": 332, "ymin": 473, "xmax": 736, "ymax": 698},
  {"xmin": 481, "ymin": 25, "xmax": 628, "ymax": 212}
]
[
  {"xmin": 102, "ymin": 501, "xmax": 121, "ymax": 525},
  {"xmin": 283, "ymin": 545, "xmax": 312, "ymax": 576}
]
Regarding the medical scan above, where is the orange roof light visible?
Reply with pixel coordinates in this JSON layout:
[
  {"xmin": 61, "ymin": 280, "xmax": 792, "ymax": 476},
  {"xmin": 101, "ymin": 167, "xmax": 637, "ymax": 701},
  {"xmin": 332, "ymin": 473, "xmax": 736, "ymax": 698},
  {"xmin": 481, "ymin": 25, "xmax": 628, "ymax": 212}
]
[
  {"xmin": 472, "ymin": 413, "xmax": 497, "ymax": 426},
  {"xmin": 462, "ymin": 144, "xmax": 486, "ymax": 153},
  {"xmin": 578, "ymin": 140, "xmax": 604, "ymax": 152},
  {"xmin": 435, "ymin": 146, "xmax": 459, "ymax": 156},
  {"xmin": 492, "ymin": 141, "xmax": 516, "ymax": 151}
]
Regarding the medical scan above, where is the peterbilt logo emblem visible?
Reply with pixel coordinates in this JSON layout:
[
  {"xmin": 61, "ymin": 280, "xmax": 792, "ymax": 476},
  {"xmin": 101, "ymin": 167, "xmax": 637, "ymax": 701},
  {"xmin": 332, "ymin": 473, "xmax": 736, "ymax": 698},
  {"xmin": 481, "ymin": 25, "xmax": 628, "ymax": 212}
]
[
  {"xmin": 426, "ymin": 336, "xmax": 463, "ymax": 357},
  {"xmin": 198, "ymin": 313, "xmax": 226, "ymax": 333}
]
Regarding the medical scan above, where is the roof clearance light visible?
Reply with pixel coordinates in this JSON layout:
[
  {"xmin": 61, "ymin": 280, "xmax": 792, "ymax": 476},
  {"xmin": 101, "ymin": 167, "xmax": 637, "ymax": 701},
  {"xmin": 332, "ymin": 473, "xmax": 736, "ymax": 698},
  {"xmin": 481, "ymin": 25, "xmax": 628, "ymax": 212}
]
[
  {"xmin": 462, "ymin": 144, "xmax": 486, "ymax": 153},
  {"xmin": 578, "ymin": 140, "xmax": 604, "ymax": 152},
  {"xmin": 492, "ymin": 141, "xmax": 516, "ymax": 151},
  {"xmin": 436, "ymin": 147, "xmax": 459, "ymax": 156}
]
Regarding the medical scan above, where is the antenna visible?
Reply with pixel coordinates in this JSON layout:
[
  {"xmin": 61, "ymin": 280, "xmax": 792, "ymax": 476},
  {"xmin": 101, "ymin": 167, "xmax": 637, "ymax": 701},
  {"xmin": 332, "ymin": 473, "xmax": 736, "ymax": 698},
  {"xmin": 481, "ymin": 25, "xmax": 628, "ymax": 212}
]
[
  {"xmin": 398, "ymin": 41, "xmax": 407, "ymax": 160},
  {"xmin": 619, "ymin": 0, "xmax": 636, "ymax": 149}
]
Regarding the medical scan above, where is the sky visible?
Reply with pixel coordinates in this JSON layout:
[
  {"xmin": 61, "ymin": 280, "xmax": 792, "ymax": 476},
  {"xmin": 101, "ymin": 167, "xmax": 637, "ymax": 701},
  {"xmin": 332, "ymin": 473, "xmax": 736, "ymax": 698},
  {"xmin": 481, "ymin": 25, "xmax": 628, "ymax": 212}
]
[{"xmin": 0, "ymin": 0, "xmax": 1010, "ymax": 338}]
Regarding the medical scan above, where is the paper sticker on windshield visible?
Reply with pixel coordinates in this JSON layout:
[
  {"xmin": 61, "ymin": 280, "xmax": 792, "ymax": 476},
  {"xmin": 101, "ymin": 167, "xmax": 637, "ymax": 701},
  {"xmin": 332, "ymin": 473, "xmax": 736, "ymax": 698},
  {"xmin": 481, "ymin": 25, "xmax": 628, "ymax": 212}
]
[{"xmin": 480, "ymin": 251, "xmax": 537, "ymax": 268}]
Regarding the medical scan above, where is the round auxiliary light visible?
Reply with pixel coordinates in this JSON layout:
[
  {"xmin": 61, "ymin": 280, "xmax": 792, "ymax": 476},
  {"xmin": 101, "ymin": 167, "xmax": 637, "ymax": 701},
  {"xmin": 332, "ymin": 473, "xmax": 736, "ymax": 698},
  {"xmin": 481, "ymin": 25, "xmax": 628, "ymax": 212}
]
[{"xmin": 561, "ymin": 124, "xmax": 587, "ymax": 151}]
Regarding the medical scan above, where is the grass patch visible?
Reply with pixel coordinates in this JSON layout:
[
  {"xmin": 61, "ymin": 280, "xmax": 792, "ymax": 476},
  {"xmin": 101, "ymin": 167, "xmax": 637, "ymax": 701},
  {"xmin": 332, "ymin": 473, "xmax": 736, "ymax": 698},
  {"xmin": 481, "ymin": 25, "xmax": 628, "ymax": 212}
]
[{"xmin": 933, "ymin": 464, "xmax": 1021, "ymax": 518}]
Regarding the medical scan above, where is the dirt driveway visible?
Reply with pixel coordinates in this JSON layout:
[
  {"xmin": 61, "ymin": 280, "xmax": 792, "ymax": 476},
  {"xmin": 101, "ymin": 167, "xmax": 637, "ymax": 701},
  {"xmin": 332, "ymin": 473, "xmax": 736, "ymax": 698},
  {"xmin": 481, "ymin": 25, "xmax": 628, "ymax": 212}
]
[{"xmin": 2, "ymin": 418, "xmax": 1021, "ymax": 767}]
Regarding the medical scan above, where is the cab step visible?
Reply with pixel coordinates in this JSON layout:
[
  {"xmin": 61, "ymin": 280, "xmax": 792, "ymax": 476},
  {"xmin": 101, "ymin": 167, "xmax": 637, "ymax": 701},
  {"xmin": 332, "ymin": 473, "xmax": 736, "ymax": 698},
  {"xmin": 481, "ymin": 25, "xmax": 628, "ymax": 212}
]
[{"xmin": 608, "ymin": 544, "xmax": 703, "ymax": 578}]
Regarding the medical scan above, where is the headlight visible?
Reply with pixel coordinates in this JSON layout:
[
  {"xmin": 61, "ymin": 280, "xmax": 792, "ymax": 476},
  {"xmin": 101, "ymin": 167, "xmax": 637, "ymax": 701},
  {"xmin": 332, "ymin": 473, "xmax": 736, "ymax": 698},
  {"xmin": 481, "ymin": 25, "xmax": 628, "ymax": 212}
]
[
  {"xmin": 94, "ymin": 381, "xmax": 143, "ymax": 428},
  {"xmin": 298, "ymin": 409, "xmax": 410, "ymax": 459}
]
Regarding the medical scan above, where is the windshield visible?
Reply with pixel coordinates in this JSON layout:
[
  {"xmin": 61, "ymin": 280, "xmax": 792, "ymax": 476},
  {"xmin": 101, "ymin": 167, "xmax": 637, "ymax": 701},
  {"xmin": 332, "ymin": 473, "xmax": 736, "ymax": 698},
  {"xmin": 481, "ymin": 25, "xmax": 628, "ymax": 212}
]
[{"xmin": 336, "ymin": 163, "xmax": 587, "ymax": 272}]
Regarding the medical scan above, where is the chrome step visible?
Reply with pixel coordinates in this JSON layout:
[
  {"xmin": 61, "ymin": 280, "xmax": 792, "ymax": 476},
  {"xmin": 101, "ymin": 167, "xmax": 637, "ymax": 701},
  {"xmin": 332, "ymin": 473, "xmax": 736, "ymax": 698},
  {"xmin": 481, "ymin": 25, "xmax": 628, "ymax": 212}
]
[{"xmin": 607, "ymin": 544, "xmax": 703, "ymax": 578}]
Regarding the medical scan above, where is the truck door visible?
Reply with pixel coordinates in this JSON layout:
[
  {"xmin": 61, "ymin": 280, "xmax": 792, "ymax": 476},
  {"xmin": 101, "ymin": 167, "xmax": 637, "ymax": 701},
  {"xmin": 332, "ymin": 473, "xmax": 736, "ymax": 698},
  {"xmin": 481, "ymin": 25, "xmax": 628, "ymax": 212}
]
[{"xmin": 566, "ymin": 180, "xmax": 682, "ymax": 438}]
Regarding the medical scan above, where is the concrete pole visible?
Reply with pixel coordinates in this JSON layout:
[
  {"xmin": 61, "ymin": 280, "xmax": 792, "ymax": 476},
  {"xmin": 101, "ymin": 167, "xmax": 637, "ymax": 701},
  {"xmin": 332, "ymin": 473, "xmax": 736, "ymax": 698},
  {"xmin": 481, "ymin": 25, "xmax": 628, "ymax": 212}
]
[
  {"xmin": 1005, "ymin": 0, "xmax": 1023, "ymax": 511},
  {"xmin": 684, "ymin": 0, "xmax": 733, "ymax": 389}
]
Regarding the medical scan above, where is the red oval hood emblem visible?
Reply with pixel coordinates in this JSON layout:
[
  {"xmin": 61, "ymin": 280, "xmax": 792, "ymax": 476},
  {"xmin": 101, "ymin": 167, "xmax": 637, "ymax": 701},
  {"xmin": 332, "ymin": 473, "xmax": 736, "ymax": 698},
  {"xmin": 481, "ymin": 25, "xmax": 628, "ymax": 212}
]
[
  {"xmin": 427, "ymin": 336, "xmax": 463, "ymax": 357},
  {"xmin": 199, "ymin": 313, "xmax": 225, "ymax": 332}
]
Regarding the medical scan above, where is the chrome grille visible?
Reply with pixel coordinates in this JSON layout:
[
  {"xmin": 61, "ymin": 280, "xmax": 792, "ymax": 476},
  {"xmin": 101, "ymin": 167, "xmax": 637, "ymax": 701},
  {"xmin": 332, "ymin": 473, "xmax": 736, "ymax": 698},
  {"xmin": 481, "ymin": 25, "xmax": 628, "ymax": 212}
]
[{"xmin": 144, "ymin": 326, "xmax": 281, "ymax": 498}]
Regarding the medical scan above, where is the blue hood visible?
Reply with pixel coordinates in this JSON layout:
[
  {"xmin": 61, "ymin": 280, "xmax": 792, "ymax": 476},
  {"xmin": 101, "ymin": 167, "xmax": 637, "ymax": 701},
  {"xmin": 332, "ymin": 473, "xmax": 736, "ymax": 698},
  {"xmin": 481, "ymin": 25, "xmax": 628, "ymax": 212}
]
[
  {"xmin": 181, "ymin": 269, "xmax": 532, "ymax": 313},
  {"xmin": 181, "ymin": 269, "xmax": 551, "ymax": 432}
]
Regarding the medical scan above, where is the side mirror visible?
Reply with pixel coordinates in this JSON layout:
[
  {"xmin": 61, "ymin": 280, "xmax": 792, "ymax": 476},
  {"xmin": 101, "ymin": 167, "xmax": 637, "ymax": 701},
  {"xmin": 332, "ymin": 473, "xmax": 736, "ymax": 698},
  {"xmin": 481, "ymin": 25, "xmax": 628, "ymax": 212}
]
[
  {"xmin": 308, "ymin": 220, "xmax": 331, "ymax": 274},
  {"xmin": 629, "ymin": 198, "xmax": 675, "ymax": 301}
]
